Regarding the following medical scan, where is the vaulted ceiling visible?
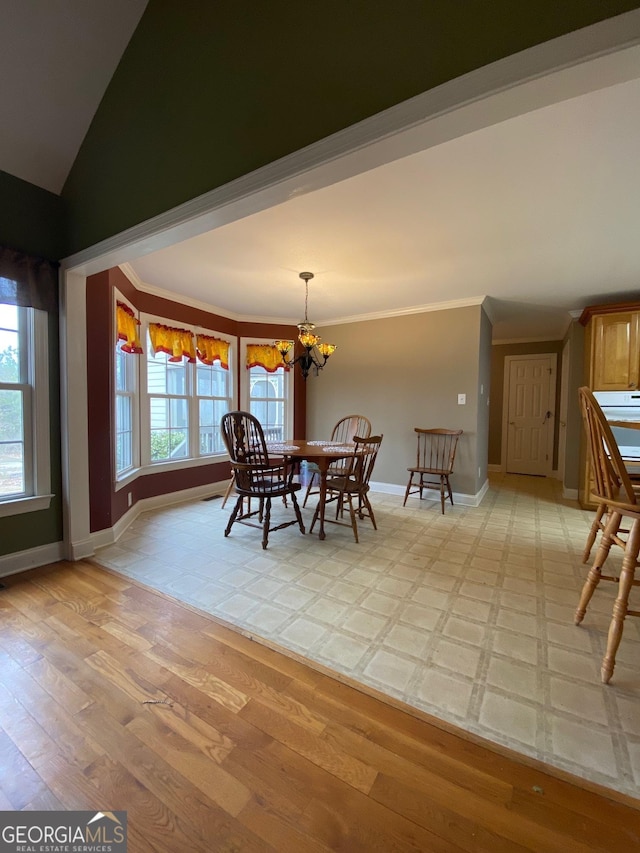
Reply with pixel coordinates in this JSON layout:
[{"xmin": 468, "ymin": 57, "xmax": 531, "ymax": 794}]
[{"xmin": 3, "ymin": 3, "xmax": 640, "ymax": 340}]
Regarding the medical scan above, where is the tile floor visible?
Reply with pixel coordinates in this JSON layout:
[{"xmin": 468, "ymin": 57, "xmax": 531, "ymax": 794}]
[{"xmin": 92, "ymin": 473, "xmax": 640, "ymax": 799}]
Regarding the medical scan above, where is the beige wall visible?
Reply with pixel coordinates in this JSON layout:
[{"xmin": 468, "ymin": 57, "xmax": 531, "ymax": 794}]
[
  {"xmin": 563, "ymin": 320, "xmax": 585, "ymax": 492},
  {"xmin": 307, "ymin": 304, "xmax": 490, "ymax": 497}
]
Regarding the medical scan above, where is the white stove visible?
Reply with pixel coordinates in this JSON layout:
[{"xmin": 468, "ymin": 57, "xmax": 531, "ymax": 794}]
[{"xmin": 593, "ymin": 390, "xmax": 640, "ymax": 458}]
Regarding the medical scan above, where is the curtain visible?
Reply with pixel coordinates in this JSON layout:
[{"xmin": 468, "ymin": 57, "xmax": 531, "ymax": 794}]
[
  {"xmin": 246, "ymin": 343, "xmax": 287, "ymax": 372},
  {"xmin": 196, "ymin": 334, "xmax": 229, "ymax": 369},
  {"xmin": 149, "ymin": 322, "xmax": 196, "ymax": 362},
  {"xmin": 116, "ymin": 302, "xmax": 143, "ymax": 353},
  {"xmin": 0, "ymin": 246, "xmax": 58, "ymax": 312}
]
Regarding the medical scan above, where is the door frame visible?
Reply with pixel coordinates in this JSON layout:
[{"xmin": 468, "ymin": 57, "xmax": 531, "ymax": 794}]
[
  {"xmin": 500, "ymin": 353, "xmax": 557, "ymax": 476},
  {"xmin": 557, "ymin": 339, "xmax": 571, "ymax": 486}
]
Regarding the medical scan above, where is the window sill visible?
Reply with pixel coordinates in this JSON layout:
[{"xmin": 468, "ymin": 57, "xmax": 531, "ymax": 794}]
[
  {"xmin": 0, "ymin": 494, "xmax": 54, "ymax": 518},
  {"xmin": 114, "ymin": 455, "xmax": 228, "ymax": 490}
]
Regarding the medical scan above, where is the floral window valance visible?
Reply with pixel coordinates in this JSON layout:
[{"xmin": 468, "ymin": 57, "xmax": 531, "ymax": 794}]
[
  {"xmin": 0, "ymin": 246, "xmax": 58, "ymax": 313},
  {"xmin": 116, "ymin": 301, "xmax": 143, "ymax": 353},
  {"xmin": 149, "ymin": 322, "xmax": 196, "ymax": 362},
  {"xmin": 246, "ymin": 343, "xmax": 288, "ymax": 373},
  {"xmin": 196, "ymin": 334, "xmax": 229, "ymax": 369}
]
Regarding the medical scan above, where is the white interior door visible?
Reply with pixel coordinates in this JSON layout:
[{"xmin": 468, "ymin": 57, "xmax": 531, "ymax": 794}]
[{"xmin": 505, "ymin": 355, "xmax": 556, "ymax": 476}]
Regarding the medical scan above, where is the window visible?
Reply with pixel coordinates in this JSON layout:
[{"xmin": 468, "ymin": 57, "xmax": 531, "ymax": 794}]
[
  {"xmin": 196, "ymin": 358, "xmax": 232, "ymax": 455},
  {"xmin": 115, "ymin": 338, "xmax": 138, "ymax": 476},
  {"xmin": 147, "ymin": 344, "xmax": 189, "ymax": 462},
  {"xmin": 141, "ymin": 319, "xmax": 233, "ymax": 466},
  {"xmin": 243, "ymin": 339, "xmax": 293, "ymax": 441},
  {"xmin": 0, "ymin": 303, "xmax": 51, "ymax": 515}
]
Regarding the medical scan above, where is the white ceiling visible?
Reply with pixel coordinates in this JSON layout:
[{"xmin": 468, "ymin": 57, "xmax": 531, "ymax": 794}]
[
  {"xmin": 128, "ymin": 71, "xmax": 640, "ymax": 341},
  {"xmin": 3, "ymin": 5, "xmax": 640, "ymax": 340}
]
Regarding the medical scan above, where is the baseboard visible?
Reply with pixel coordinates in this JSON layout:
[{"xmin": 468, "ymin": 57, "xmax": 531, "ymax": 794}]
[
  {"xmin": 487, "ymin": 464, "xmax": 503, "ymax": 473},
  {"xmin": 91, "ymin": 480, "xmax": 230, "ymax": 550},
  {"xmin": 0, "ymin": 541, "xmax": 64, "ymax": 579},
  {"xmin": 371, "ymin": 479, "xmax": 489, "ymax": 507},
  {"xmin": 563, "ymin": 486, "xmax": 579, "ymax": 500}
]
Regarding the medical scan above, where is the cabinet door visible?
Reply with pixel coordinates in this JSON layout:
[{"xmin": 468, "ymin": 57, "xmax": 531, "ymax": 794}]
[{"xmin": 592, "ymin": 312, "xmax": 640, "ymax": 390}]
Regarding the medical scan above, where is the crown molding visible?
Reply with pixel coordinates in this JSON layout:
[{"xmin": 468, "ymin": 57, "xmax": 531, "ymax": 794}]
[
  {"xmin": 323, "ymin": 296, "xmax": 487, "ymax": 327},
  {"xmin": 492, "ymin": 335, "xmax": 563, "ymax": 345},
  {"xmin": 118, "ymin": 263, "xmax": 487, "ymax": 327}
]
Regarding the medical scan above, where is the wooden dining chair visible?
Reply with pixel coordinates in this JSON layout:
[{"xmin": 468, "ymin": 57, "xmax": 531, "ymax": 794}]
[
  {"xmin": 220, "ymin": 411, "xmax": 305, "ymax": 549},
  {"xmin": 302, "ymin": 414, "xmax": 372, "ymax": 507},
  {"xmin": 403, "ymin": 428, "xmax": 463, "ymax": 514},
  {"xmin": 576, "ymin": 387, "xmax": 640, "ymax": 683},
  {"xmin": 578, "ymin": 387, "xmax": 640, "ymax": 562},
  {"xmin": 310, "ymin": 435, "xmax": 383, "ymax": 543}
]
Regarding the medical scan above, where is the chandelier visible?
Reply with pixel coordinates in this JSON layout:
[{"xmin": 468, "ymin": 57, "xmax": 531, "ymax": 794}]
[{"xmin": 274, "ymin": 272, "xmax": 337, "ymax": 379}]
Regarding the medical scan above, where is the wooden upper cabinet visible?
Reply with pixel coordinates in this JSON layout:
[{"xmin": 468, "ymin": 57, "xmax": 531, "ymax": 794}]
[
  {"xmin": 580, "ymin": 302, "xmax": 640, "ymax": 391},
  {"xmin": 591, "ymin": 311, "xmax": 640, "ymax": 390}
]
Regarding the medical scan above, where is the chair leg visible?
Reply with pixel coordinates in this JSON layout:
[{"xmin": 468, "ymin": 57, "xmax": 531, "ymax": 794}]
[
  {"xmin": 362, "ymin": 493, "xmax": 377, "ymax": 530},
  {"xmin": 221, "ymin": 472, "xmax": 236, "ymax": 509},
  {"xmin": 446, "ymin": 475, "xmax": 454, "ymax": 506},
  {"xmin": 601, "ymin": 518, "xmax": 640, "ymax": 683},
  {"xmin": 575, "ymin": 510, "xmax": 620, "ymax": 624},
  {"xmin": 225, "ymin": 495, "xmax": 242, "ymax": 537},
  {"xmin": 303, "ymin": 472, "xmax": 318, "ymax": 508},
  {"xmin": 403, "ymin": 474, "xmax": 414, "ymax": 506},
  {"xmin": 290, "ymin": 491, "xmax": 306, "ymax": 535},
  {"xmin": 346, "ymin": 494, "xmax": 359, "ymax": 543},
  {"xmin": 583, "ymin": 503, "xmax": 607, "ymax": 563},
  {"xmin": 440, "ymin": 475, "xmax": 446, "ymax": 514},
  {"xmin": 261, "ymin": 497, "xmax": 272, "ymax": 550}
]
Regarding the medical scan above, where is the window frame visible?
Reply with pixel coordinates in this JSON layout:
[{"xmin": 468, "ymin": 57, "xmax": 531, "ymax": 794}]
[
  {"xmin": 240, "ymin": 336, "xmax": 295, "ymax": 442},
  {"xmin": 139, "ymin": 312, "xmax": 235, "ymax": 472},
  {"xmin": 114, "ymin": 293, "xmax": 140, "ymax": 483},
  {"xmin": 0, "ymin": 305, "xmax": 53, "ymax": 517}
]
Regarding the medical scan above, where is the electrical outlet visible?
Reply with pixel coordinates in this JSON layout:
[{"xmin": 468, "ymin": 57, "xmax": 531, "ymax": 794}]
[
  {"xmin": 127, "ymin": 492, "xmax": 132, "ymax": 507},
  {"xmin": 458, "ymin": 393, "xmax": 466, "ymax": 405}
]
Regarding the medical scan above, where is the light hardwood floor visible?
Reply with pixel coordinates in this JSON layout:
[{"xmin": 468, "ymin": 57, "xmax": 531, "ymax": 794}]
[{"xmin": 0, "ymin": 560, "xmax": 639, "ymax": 852}]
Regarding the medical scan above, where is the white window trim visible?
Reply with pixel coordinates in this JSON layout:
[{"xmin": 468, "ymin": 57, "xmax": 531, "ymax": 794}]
[
  {"xmin": 0, "ymin": 308, "xmax": 53, "ymax": 517},
  {"xmin": 114, "ymin": 290, "xmax": 140, "ymax": 483},
  {"xmin": 139, "ymin": 311, "xmax": 235, "ymax": 472},
  {"xmin": 240, "ymin": 336, "xmax": 294, "ymax": 439}
]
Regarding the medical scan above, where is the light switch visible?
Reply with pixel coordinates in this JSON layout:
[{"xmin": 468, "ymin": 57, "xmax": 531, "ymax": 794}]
[{"xmin": 458, "ymin": 393, "xmax": 466, "ymax": 405}]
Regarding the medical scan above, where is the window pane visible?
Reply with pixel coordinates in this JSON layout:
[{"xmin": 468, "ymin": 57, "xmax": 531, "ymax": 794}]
[
  {"xmin": 170, "ymin": 397, "xmax": 188, "ymax": 428},
  {"xmin": 0, "ymin": 330, "xmax": 19, "ymax": 383},
  {"xmin": 197, "ymin": 364, "xmax": 212, "ymax": 396},
  {"xmin": 150, "ymin": 396, "xmax": 189, "ymax": 460},
  {"xmin": 0, "ymin": 389, "xmax": 23, "ymax": 441},
  {"xmin": 116, "ymin": 431, "xmax": 132, "ymax": 472},
  {"xmin": 0, "ymin": 442, "xmax": 24, "ymax": 496},
  {"xmin": 116, "ymin": 394, "xmax": 131, "ymax": 432},
  {"xmin": 115, "ymin": 342, "xmax": 127, "ymax": 391},
  {"xmin": 0, "ymin": 303, "xmax": 18, "ymax": 330},
  {"xmin": 147, "ymin": 356, "xmax": 167, "ymax": 393},
  {"xmin": 199, "ymin": 399, "xmax": 217, "ymax": 454},
  {"xmin": 167, "ymin": 361, "xmax": 187, "ymax": 394}
]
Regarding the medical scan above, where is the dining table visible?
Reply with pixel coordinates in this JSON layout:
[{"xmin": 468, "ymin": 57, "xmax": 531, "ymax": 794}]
[{"xmin": 266, "ymin": 439, "xmax": 361, "ymax": 540}]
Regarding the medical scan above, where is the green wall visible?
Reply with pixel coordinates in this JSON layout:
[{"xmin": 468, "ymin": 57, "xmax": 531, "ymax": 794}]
[
  {"xmin": 62, "ymin": 0, "xmax": 640, "ymax": 253},
  {"xmin": 0, "ymin": 172, "xmax": 65, "ymax": 557},
  {"xmin": 0, "ymin": 170, "xmax": 66, "ymax": 260},
  {"xmin": 0, "ymin": 309, "xmax": 62, "ymax": 556}
]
